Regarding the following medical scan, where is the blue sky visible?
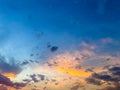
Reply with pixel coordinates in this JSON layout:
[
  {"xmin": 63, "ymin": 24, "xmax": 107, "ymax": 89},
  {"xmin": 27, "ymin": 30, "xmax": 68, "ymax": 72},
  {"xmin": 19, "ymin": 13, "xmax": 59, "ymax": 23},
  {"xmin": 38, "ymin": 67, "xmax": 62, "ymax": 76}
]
[{"xmin": 0, "ymin": 0, "xmax": 120, "ymax": 63}]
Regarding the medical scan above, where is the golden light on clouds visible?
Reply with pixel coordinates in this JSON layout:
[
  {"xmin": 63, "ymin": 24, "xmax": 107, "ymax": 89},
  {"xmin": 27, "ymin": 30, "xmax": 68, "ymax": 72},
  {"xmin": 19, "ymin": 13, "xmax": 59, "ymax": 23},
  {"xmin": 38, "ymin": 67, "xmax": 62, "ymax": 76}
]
[
  {"xmin": 56, "ymin": 67, "xmax": 91, "ymax": 77},
  {"xmin": 3, "ymin": 73, "xmax": 16, "ymax": 79},
  {"xmin": 1, "ymin": 49, "xmax": 118, "ymax": 90}
]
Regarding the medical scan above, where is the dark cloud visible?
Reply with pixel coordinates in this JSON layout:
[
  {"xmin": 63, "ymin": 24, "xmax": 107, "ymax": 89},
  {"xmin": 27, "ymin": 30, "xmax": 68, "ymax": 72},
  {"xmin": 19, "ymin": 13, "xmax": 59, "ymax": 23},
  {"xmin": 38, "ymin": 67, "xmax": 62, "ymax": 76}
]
[
  {"xmin": 21, "ymin": 61, "xmax": 29, "ymax": 66},
  {"xmin": 109, "ymin": 66, "xmax": 120, "ymax": 76},
  {"xmin": 0, "ymin": 55, "xmax": 22, "ymax": 74},
  {"xmin": 29, "ymin": 74, "xmax": 45, "ymax": 83},
  {"xmin": 71, "ymin": 82, "xmax": 84, "ymax": 90},
  {"xmin": 86, "ymin": 77, "xmax": 103, "ymax": 85},
  {"xmin": 0, "ymin": 74, "xmax": 27, "ymax": 89},
  {"xmin": 37, "ymin": 74, "xmax": 45, "ymax": 81},
  {"xmin": 86, "ymin": 72, "xmax": 119, "ymax": 85},
  {"xmin": 14, "ymin": 82, "xmax": 27, "ymax": 89},
  {"xmin": 23, "ymin": 79, "xmax": 31, "ymax": 83},
  {"xmin": 109, "ymin": 66, "xmax": 120, "ymax": 71},
  {"xmin": 113, "ymin": 71, "xmax": 120, "ymax": 76},
  {"xmin": 0, "ymin": 74, "xmax": 13, "ymax": 87},
  {"xmin": 103, "ymin": 65, "xmax": 112, "ymax": 69},
  {"xmin": 92, "ymin": 73, "xmax": 112, "ymax": 81},
  {"xmin": 86, "ymin": 66, "xmax": 120, "ymax": 90},
  {"xmin": 51, "ymin": 46, "xmax": 58, "ymax": 52},
  {"xmin": 30, "ymin": 74, "xmax": 39, "ymax": 83},
  {"xmin": 46, "ymin": 61, "xmax": 58, "ymax": 67}
]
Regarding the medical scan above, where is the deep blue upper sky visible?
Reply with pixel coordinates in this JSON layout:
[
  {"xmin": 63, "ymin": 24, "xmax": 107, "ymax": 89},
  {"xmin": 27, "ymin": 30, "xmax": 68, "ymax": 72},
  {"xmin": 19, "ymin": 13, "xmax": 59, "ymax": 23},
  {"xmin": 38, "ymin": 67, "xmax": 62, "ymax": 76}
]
[{"xmin": 0, "ymin": 0, "xmax": 120, "ymax": 60}]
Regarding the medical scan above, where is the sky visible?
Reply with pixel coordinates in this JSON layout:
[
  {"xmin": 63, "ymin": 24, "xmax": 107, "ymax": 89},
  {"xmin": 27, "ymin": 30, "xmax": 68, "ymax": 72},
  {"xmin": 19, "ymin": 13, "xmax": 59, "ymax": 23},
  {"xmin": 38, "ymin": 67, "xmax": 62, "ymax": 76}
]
[{"xmin": 0, "ymin": 0, "xmax": 120, "ymax": 90}]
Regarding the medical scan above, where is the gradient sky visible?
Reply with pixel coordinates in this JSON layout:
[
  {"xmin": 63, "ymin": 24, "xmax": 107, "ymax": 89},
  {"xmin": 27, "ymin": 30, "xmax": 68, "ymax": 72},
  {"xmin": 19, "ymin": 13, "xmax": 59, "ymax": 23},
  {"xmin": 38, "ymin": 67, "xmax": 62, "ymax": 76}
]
[{"xmin": 0, "ymin": 0, "xmax": 120, "ymax": 90}]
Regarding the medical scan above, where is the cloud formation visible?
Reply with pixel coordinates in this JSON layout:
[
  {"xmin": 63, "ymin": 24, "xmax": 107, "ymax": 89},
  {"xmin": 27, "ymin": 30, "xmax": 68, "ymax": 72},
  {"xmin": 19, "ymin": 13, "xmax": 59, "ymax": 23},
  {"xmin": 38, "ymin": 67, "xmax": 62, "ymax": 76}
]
[
  {"xmin": 86, "ymin": 65, "xmax": 120, "ymax": 90},
  {"xmin": 0, "ymin": 55, "xmax": 22, "ymax": 75},
  {"xmin": 0, "ymin": 74, "xmax": 27, "ymax": 89}
]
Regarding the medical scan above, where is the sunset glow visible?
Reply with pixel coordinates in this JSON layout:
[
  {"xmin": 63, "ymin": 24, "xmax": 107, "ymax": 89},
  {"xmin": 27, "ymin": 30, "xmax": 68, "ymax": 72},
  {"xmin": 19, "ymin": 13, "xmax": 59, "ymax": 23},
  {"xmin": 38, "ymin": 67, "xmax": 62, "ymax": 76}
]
[{"xmin": 0, "ymin": 0, "xmax": 120, "ymax": 90}]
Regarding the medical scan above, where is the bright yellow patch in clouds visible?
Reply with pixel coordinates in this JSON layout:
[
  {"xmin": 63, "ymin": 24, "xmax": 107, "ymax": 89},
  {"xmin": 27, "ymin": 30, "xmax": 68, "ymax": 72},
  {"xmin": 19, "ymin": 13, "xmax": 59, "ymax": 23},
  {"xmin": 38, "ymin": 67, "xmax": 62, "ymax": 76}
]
[
  {"xmin": 56, "ymin": 67, "xmax": 91, "ymax": 77},
  {"xmin": 33, "ymin": 51, "xmax": 92, "ymax": 78},
  {"xmin": 3, "ymin": 72, "xmax": 16, "ymax": 79}
]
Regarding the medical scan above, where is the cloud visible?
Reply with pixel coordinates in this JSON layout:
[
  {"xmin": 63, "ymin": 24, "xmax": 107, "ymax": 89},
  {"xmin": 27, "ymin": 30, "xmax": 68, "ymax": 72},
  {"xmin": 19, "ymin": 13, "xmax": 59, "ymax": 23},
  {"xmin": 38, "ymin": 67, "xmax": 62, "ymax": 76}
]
[
  {"xmin": 4, "ymin": 38, "xmax": 118, "ymax": 90},
  {"xmin": 109, "ymin": 66, "xmax": 120, "ymax": 76},
  {"xmin": 86, "ymin": 66, "xmax": 120, "ymax": 90},
  {"xmin": 0, "ymin": 74, "xmax": 13, "ymax": 87},
  {"xmin": 86, "ymin": 76, "xmax": 103, "ymax": 85},
  {"xmin": 0, "ymin": 55, "xmax": 27, "ymax": 89},
  {"xmin": 29, "ymin": 74, "xmax": 45, "ymax": 83},
  {"xmin": 21, "ymin": 60, "xmax": 29, "ymax": 66},
  {"xmin": 81, "ymin": 41, "xmax": 96, "ymax": 50},
  {"xmin": 0, "ymin": 55, "xmax": 22, "ymax": 75},
  {"xmin": 30, "ymin": 74, "xmax": 39, "ymax": 83},
  {"xmin": 0, "ymin": 74, "xmax": 27, "ymax": 89},
  {"xmin": 14, "ymin": 82, "xmax": 27, "ymax": 89},
  {"xmin": 0, "ymin": 85, "xmax": 7, "ymax": 90},
  {"xmin": 46, "ymin": 43, "xmax": 59, "ymax": 52},
  {"xmin": 45, "ymin": 51, "xmax": 84, "ymax": 69},
  {"xmin": 91, "ymin": 73, "xmax": 112, "ymax": 81},
  {"xmin": 70, "ymin": 82, "xmax": 84, "ymax": 90},
  {"xmin": 37, "ymin": 74, "xmax": 45, "ymax": 81},
  {"xmin": 100, "ymin": 83, "xmax": 120, "ymax": 90},
  {"xmin": 70, "ymin": 84, "xmax": 80, "ymax": 90}
]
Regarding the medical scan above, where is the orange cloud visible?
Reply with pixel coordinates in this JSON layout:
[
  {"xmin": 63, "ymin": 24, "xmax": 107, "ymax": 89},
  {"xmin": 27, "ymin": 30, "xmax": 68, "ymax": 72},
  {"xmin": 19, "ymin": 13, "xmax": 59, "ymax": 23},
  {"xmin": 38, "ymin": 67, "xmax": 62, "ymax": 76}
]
[
  {"xmin": 7, "ymin": 87, "xmax": 16, "ymax": 90},
  {"xmin": 3, "ymin": 73, "xmax": 16, "ymax": 79},
  {"xmin": 0, "ymin": 86, "xmax": 16, "ymax": 90},
  {"xmin": 56, "ymin": 67, "xmax": 91, "ymax": 77},
  {"xmin": 46, "ymin": 52, "xmax": 83, "ymax": 69},
  {"xmin": 30, "ymin": 50, "xmax": 120, "ymax": 90}
]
